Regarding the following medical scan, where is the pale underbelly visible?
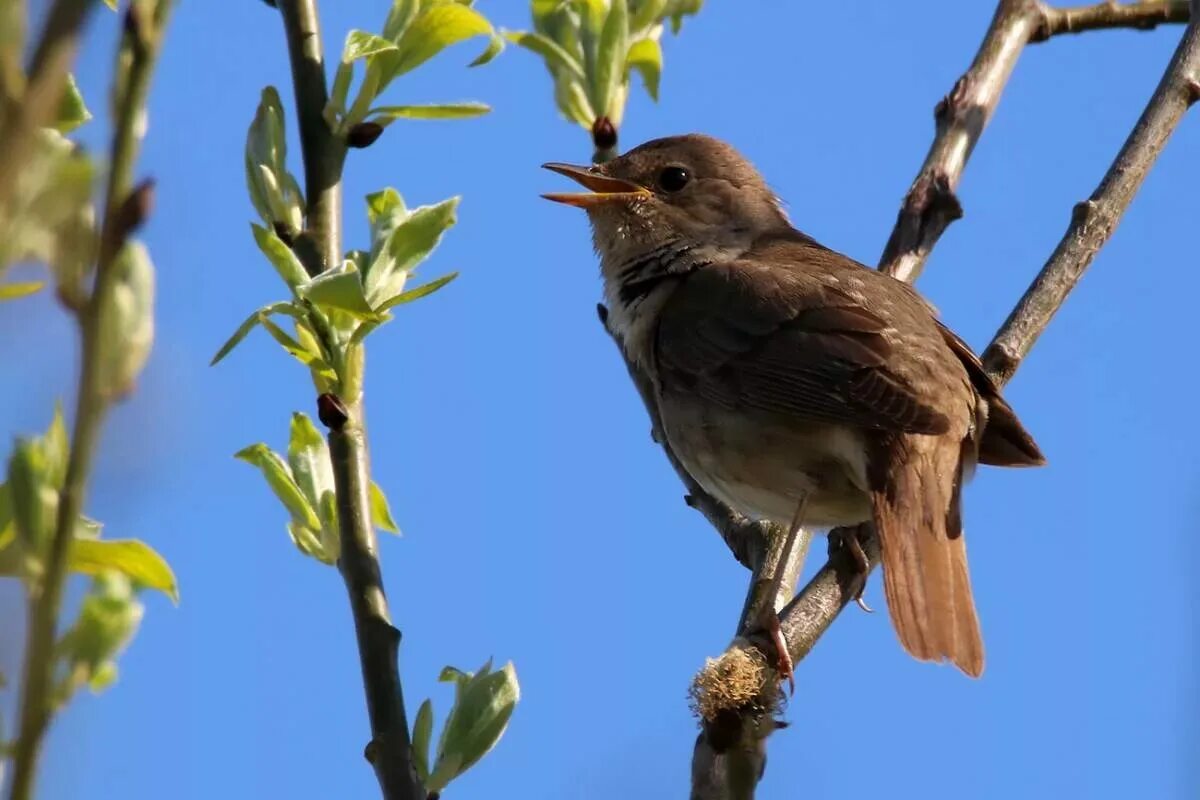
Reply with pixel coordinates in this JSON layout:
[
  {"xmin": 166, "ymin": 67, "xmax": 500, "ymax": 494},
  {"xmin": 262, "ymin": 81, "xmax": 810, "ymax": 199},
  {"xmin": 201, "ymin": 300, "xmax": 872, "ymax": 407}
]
[{"xmin": 661, "ymin": 397, "xmax": 873, "ymax": 530}]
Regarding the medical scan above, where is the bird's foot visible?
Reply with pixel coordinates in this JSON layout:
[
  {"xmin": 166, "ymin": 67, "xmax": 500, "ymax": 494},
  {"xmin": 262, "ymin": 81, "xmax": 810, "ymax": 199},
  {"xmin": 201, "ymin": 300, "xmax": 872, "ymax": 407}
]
[
  {"xmin": 752, "ymin": 601, "xmax": 795, "ymax": 695},
  {"xmin": 830, "ymin": 525, "xmax": 873, "ymax": 613}
]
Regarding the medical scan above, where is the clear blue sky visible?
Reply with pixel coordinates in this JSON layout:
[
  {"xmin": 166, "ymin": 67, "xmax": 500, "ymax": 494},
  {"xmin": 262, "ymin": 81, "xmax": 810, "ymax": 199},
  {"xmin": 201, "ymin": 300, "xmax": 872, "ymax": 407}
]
[{"xmin": 2, "ymin": 1, "xmax": 1198, "ymax": 798}]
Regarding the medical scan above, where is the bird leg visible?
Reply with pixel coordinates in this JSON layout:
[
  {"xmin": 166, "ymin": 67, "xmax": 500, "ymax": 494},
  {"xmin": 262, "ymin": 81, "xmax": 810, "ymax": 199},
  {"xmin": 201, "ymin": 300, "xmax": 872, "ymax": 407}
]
[
  {"xmin": 829, "ymin": 525, "xmax": 873, "ymax": 613},
  {"xmin": 750, "ymin": 495, "xmax": 810, "ymax": 695}
]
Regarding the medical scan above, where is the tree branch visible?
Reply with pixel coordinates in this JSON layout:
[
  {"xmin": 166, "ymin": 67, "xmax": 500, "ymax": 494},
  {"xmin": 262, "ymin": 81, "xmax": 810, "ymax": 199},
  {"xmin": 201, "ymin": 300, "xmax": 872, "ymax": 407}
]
[
  {"xmin": 879, "ymin": 0, "xmax": 1191, "ymax": 284},
  {"xmin": 6, "ymin": 4, "xmax": 172, "ymax": 798},
  {"xmin": 275, "ymin": 3, "xmax": 420, "ymax": 798},
  {"xmin": 686, "ymin": 1, "xmax": 1198, "ymax": 797},
  {"xmin": 0, "ymin": 0, "xmax": 97, "ymax": 214}
]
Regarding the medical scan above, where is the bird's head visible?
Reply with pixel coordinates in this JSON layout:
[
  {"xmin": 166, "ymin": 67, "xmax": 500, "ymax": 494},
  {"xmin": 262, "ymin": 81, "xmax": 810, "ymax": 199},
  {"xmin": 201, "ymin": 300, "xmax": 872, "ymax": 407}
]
[{"xmin": 542, "ymin": 134, "xmax": 789, "ymax": 268}]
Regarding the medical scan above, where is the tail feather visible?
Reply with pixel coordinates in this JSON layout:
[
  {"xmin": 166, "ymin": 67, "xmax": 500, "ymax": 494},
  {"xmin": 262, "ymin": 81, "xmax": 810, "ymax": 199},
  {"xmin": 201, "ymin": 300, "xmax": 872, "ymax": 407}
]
[{"xmin": 870, "ymin": 433, "xmax": 984, "ymax": 677}]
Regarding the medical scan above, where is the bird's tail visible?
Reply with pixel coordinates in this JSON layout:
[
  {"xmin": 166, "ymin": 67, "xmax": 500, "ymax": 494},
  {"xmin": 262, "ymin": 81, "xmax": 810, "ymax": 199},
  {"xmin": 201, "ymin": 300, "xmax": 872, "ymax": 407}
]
[{"xmin": 869, "ymin": 433, "xmax": 984, "ymax": 677}]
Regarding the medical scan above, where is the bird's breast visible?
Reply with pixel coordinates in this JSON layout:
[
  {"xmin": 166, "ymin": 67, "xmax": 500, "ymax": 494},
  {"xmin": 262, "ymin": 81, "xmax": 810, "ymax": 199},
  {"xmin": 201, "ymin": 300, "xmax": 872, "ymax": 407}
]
[{"xmin": 658, "ymin": 390, "xmax": 874, "ymax": 529}]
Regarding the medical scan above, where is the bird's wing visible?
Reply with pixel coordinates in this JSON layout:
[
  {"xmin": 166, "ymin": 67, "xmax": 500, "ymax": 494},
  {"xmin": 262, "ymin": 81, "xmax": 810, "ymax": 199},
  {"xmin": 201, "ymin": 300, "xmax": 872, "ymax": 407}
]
[{"xmin": 654, "ymin": 252, "xmax": 952, "ymax": 435}]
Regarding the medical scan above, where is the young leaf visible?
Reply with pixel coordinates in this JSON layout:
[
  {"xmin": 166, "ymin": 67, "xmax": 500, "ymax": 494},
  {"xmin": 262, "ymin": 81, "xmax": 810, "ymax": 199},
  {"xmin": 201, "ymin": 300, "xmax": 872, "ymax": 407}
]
[
  {"xmin": 629, "ymin": 0, "xmax": 667, "ymax": 33},
  {"xmin": 258, "ymin": 315, "xmax": 329, "ymax": 368},
  {"xmin": 209, "ymin": 301, "xmax": 303, "ymax": 366},
  {"xmin": 365, "ymin": 197, "xmax": 459, "ymax": 307},
  {"xmin": 300, "ymin": 261, "xmax": 377, "ymax": 317},
  {"xmin": 388, "ymin": 4, "xmax": 494, "ymax": 79},
  {"xmin": 626, "ymin": 36, "xmax": 662, "ymax": 101},
  {"xmin": 413, "ymin": 698, "xmax": 434, "ymax": 783},
  {"xmin": 69, "ymin": 539, "xmax": 179, "ymax": 604},
  {"xmin": 0, "ymin": 281, "xmax": 44, "ymax": 301},
  {"xmin": 383, "ymin": 0, "xmax": 420, "ymax": 40},
  {"xmin": 369, "ymin": 481, "xmax": 400, "ymax": 535},
  {"xmin": 7, "ymin": 439, "xmax": 48, "ymax": 549},
  {"xmin": 288, "ymin": 412, "xmax": 334, "ymax": 511},
  {"xmin": 54, "ymin": 73, "xmax": 92, "ymax": 133},
  {"xmin": 366, "ymin": 188, "xmax": 406, "ymax": 227},
  {"xmin": 376, "ymin": 272, "xmax": 458, "ymax": 313},
  {"xmin": 43, "ymin": 403, "xmax": 69, "ymax": 489},
  {"xmin": 96, "ymin": 241, "xmax": 155, "ymax": 398},
  {"xmin": 366, "ymin": 102, "xmax": 490, "ymax": 126},
  {"xmin": 503, "ymin": 30, "xmax": 586, "ymax": 81},
  {"xmin": 554, "ymin": 74, "xmax": 595, "ymax": 128},
  {"xmin": 342, "ymin": 30, "xmax": 399, "ymax": 63},
  {"xmin": 470, "ymin": 33, "xmax": 505, "ymax": 67},
  {"xmin": 235, "ymin": 443, "xmax": 322, "ymax": 530},
  {"xmin": 428, "ymin": 662, "xmax": 520, "ymax": 791},
  {"xmin": 286, "ymin": 520, "xmax": 331, "ymax": 563},
  {"xmin": 251, "ymin": 223, "xmax": 309, "ymax": 289},
  {"xmin": 594, "ymin": 0, "xmax": 629, "ymax": 119}
]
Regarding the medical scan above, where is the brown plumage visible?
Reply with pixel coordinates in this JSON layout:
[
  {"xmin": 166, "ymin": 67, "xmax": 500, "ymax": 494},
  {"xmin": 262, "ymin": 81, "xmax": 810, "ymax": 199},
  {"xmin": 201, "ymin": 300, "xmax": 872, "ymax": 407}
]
[{"xmin": 543, "ymin": 134, "xmax": 1044, "ymax": 677}]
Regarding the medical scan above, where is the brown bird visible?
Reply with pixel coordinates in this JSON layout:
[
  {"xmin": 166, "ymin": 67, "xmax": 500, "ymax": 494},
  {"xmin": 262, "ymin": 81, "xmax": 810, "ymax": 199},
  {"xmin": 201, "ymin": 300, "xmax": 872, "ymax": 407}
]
[{"xmin": 543, "ymin": 134, "xmax": 1044, "ymax": 678}]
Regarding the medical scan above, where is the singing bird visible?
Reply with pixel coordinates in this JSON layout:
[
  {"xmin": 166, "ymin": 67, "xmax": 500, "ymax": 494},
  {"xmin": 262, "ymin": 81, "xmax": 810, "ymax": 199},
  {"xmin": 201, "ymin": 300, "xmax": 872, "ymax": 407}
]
[{"xmin": 543, "ymin": 134, "xmax": 1044, "ymax": 678}]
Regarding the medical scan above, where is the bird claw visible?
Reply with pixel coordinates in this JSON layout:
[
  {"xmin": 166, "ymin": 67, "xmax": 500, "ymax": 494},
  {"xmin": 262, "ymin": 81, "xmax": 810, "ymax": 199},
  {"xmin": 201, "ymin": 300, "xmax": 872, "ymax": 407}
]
[
  {"xmin": 754, "ymin": 602, "xmax": 795, "ymax": 695},
  {"xmin": 831, "ymin": 525, "xmax": 873, "ymax": 613}
]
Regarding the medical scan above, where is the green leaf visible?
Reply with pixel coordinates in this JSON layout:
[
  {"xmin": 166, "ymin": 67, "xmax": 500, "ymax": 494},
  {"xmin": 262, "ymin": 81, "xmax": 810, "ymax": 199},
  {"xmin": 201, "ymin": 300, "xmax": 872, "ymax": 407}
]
[
  {"xmin": 629, "ymin": 0, "xmax": 667, "ymax": 33},
  {"xmin": 235, "ymin": 443, "xmax": 322, "ymax": 530},
  {"xmin": 43, "ymin": 403, "xmax": 69, "ymax": 490},
  {"xmin": 0, "ymin": 281, "xmax": 44, "ymax": 301},
  {"xmin": 366, "ymin": 188, "xmax": 406, "ymax": 227},
  {"xmin": 626, "ymin": 36, "xmax": 661, "ymax": 101},
  {"xmin": 69, "ymin": 539, "xmax": 179, "ymax": 604},
  {"xmin": 342, "ymin": 29, "xmax": 398, "ymax": 63},
  {"xmin": 54, "ymin": 73, "xmax": 91, "ymax": 133},
  {"xmin": 251, "ymin": 223, "xmax": 309, "ymax": 290},
  {"xmin": 388, "ymin": 4, "xmax": 494, "ymax": 79},
  {"xmin": 369, "ymin": 481, "xmax": 400, "ymax": 535},
  {"xmin": 366, "ymin": 102, "xmax": 490, "ymax": 126},
  {"xmin": 209, "ymin": 301, "xmax": 303, "ymax": 366},
  {"xmin": 376, "ymin": 272, "xmax": 458, "ymax": 313},
  {"xmin": 469, "ymin": 33, "xmax": 505, "ymax": 67},
  {"xmin": 288, "ymin": 412, "xmax": 334, "ymax": 511},
  {"xmin": 503, "ymin": 30, "xmax": 585, "ymax": 81},
  {"xmin": 554, "ymin": 74, "xmax": 595, "ymax": 128},
  {"xmin": 101, "ymin": 0, "xmax": 117, "ymax": 9},
  {"xmin": 383, "ymin": 0, "xmax": 420, "ymax": 40},
  {"xmin": 286, "ymin": 521, "xmax": 330, "ymax": 563},
  {"xmin": 258, "ymin": 315, "xmax": 329, "ymax": 368},
  {"xmin": 96, "ymin": 241, "xmax": 155, "ymax": 398},
  {"xmin": 317, "ymin": 489, "xmax": 340, "ymax": 562},
  {"xmin": 7, "ymin": 439, "xmax": 48, "ymax": 549},
  {"xmin": 428, "ymin": 661, "xmax": 520, "ymax": 792},
  {"xmin": 365, "ymin": 197, "xmax": 459, "ymax": 307},
  {"xmin": 300, "ymin": 261, "xmax": 376, "ymax": 317},
  {"xmin": 413, "ymin": 698, "xmax": 434, "ymax": 783},
  {"xmin": 594, "ymin": 0, "xmax": 629, "ymax": 119}
]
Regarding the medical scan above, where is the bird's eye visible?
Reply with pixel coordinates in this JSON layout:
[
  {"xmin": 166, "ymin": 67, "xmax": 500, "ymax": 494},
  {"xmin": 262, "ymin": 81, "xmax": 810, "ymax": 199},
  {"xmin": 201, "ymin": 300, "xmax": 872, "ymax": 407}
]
[{"xmin": 658, "ymin": 166, "xmax": 690, "ymax": 193}]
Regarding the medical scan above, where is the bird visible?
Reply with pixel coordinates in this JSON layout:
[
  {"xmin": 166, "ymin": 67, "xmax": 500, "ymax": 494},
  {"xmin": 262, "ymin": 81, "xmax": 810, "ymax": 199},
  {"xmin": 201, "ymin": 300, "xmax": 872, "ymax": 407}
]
[{"xmin": 542, "ymin": 133, "xmax": 1044, "ymax": 679}]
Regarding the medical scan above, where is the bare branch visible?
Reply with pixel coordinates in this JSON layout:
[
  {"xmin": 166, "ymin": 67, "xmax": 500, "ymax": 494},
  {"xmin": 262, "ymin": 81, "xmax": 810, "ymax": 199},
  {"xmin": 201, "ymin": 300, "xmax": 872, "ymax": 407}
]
[
  {"xmin": 879, "ymin": 0, "xmax": 1192, "ymax": 283},
  {"xmin": 1034, "ymin": 0, "xmax": 1191, "ymax": 41}
]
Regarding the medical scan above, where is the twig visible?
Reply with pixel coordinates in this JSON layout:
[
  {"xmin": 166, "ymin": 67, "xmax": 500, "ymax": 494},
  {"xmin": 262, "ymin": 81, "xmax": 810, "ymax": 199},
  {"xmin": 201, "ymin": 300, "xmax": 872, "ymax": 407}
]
[
  {"xmin": 0, "ymin": 0, "xmax": 97, "ymax": 214},
  {"xmin": 6, "ymin": 4, "xmax": 173, "ymax": 799},
  {"xmin": 879, "ymin": 0, "xmax": 1191, "ymax": 283},
  {"xmin": 982, "ymin": 7, "xmax": 1200, "ymax": 380},
  {"xmin": 275, "ymin": 3, "xmax": 421, "ymax": 798},
  {"xmin": 688, "ymin": 1, "xmax": 1198, "ymax": 797}
]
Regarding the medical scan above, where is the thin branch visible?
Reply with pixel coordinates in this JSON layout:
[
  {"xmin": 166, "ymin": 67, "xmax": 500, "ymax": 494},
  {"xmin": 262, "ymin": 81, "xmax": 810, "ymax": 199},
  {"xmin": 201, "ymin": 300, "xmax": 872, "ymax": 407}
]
[
  {"xmin": 879, "ymin": 0, "xmax": 1191, "ymax": 283},
  {"xmin": 275, "ymin": 3, "xmax": 420, "ymax": 798},
  {"xmin": 0, "ymin": 0, "xmax": 97, "ymax": 214},
  {"xmin": 688, "ymin": 1, "xmax": 1198, "ymax": 797},
  {"xmin": 982, "ymin": 10, "xmax": 1200, "ymax": 380},
  {"xmin": 279, "ymin": 0, "xmax": 344, "ymax": 276},
  {"xmin": 6, "ymin": 4, "xmax": 172, "ymax": 798}
]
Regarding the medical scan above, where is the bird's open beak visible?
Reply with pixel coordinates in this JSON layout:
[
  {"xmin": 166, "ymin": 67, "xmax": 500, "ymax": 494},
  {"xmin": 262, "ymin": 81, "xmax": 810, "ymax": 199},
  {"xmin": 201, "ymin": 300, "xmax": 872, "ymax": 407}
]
[{"xmin": 541, "ymin": 162, "xmax": 651, "ymax": 208}]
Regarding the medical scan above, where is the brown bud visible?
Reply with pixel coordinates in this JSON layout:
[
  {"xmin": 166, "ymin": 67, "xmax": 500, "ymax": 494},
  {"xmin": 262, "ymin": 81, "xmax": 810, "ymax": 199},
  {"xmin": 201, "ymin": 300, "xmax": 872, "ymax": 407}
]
[
  {"xmin": 346, "ymin": 122, "xmax": 384, "ymax": 149},
  {"xmin": 317, "ymin": 393, "xmax": 349, "ymax": 431},
  {"xmin": 591, "ymin": 116, "xmax": 617, "ymax": 151},
  {"xmin": 271, "ymin": 220, "xmax": 296, "ymax": 247}
]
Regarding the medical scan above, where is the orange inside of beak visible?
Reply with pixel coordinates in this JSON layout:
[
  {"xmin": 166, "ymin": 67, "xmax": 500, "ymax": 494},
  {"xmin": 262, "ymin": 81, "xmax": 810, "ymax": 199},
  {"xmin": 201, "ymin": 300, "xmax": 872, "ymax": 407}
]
[{"xmin": 541, "ymin": 162, "xmax": 652, "ymax": 208}]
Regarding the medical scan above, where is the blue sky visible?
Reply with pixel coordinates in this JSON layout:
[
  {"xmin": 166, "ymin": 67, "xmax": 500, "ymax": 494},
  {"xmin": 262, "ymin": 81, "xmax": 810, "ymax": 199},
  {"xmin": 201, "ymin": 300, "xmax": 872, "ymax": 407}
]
[{"xmin": 2, "ymin": 1, "xmax": 1198, "ymax": 798}]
